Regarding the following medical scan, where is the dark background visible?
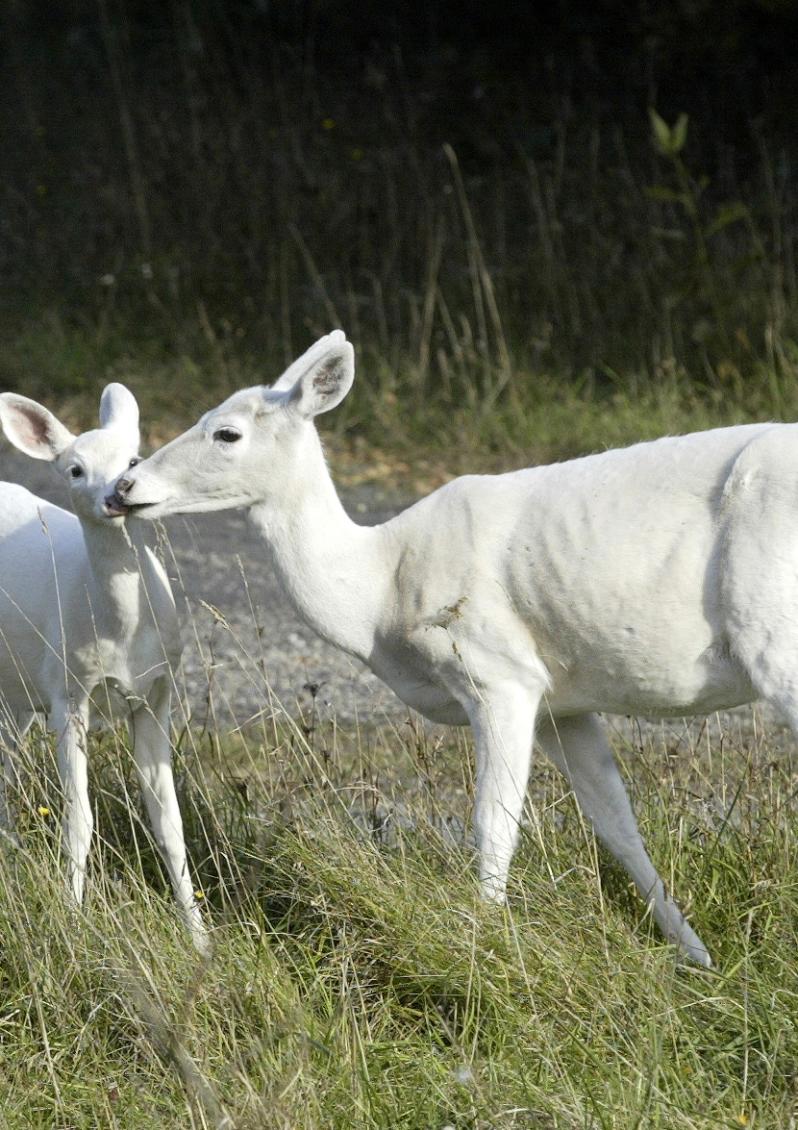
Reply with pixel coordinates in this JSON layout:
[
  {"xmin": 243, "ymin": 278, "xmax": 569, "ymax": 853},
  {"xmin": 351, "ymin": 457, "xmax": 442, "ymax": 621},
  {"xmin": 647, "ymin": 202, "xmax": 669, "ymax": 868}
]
[{"xmin": 3, "ymin": 0, "xmax": 798, "ymax": 443}]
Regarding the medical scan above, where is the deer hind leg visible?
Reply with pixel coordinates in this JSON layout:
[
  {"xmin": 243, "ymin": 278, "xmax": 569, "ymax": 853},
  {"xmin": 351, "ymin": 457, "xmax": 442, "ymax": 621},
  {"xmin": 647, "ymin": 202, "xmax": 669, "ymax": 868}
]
[
  {"xmin": 719, "ymin": 460, "xmax": 798, "ymax": 743},
  {"xmin": 536, "ymin": 712, "xmax": 711, "ymax": 966},
  {"xmin": 723, "ymin": 597, "xmax": 798, "ymax": 736}
]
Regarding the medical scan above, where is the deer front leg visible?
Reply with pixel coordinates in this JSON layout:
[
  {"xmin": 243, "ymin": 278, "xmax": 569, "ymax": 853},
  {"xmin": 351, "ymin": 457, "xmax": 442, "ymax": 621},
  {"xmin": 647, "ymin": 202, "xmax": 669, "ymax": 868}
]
[
  {"xmin": 465, "ymin": 684, "xmax": 541, "ymax": 903},
  {"xmin": 131, "ymin": 680, "xmax": 209, "ymax": 954},
  {"xmin": 50, "ymin": 699, "xmax": 92, "ymax": 904}
]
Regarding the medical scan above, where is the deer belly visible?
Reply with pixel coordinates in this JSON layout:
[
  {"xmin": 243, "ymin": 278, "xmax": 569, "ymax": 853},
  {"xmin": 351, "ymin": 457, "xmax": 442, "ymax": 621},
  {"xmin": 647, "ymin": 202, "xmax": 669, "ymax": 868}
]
[{"xmin": 544, "ymin": 634, "xmax": 755, "ymax": 717}]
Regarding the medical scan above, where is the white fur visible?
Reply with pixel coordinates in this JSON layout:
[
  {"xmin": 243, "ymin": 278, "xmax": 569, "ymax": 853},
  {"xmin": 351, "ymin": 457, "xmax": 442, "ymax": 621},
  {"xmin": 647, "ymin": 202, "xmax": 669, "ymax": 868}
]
[
  {"xmin": 0, "ymin": 385, "xmax": 206, "ymax": 951},
  {"xmin": 114, "ymin": 330, "xmax": 798, "ymax": 966}
]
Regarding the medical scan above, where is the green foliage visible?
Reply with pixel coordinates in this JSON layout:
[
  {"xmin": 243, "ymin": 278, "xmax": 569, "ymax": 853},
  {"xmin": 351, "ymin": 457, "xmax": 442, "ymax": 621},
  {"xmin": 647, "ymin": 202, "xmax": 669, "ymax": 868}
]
[
  {"xmin": 643, "ymin": 108, "xmax": 762, "ymax": 376},
  {"xmin": 649, "ymin": 109, "xmax": 690, "ymax": 157}
]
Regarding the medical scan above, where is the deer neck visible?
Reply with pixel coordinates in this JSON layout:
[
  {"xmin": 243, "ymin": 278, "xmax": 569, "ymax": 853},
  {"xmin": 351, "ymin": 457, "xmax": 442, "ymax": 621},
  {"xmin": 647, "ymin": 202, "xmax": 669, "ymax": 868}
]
[
  {"xmin": 80, "ymin": 516, "xmax": 171, "ymax": 638},
  {"xmin": 247, "ymin": 430, "xmax": 389, "ymax": 660}
]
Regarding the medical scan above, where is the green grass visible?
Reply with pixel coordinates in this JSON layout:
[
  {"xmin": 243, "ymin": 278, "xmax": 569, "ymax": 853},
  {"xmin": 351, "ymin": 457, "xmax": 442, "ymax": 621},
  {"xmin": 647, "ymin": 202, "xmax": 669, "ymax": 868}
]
[{"xmin": 1, "ymin": 707, "xmax": 797, "ymax": 1128}]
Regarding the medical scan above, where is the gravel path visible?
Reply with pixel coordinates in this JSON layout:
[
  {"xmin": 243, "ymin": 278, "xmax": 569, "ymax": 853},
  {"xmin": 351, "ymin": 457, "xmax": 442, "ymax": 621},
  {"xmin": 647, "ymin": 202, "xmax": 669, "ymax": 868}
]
[{"xmin": 161, "ymin": 496, "xmax": 410, "ymax": 728}]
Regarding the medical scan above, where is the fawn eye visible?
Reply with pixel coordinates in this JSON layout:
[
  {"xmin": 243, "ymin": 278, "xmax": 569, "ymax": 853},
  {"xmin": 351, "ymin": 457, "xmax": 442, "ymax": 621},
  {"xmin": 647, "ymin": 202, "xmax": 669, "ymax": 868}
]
[
  {"xmin": 69, "ymin": 466, "xmax": 83, "ymax": 479},
  {"xmin": 128, "ymin": 456, "xmax": 141, "ymax": 468},
  {"xmin": 214, "ymin": 427, "xmax": 242, "ymax": 444}
]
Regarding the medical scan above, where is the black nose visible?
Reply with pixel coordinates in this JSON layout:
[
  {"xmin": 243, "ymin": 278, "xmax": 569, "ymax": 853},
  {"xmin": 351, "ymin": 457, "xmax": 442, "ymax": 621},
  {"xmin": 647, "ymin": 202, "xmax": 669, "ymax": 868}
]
[{"xmin": 115, "ymin": 476, "xmax": 133, "ymax": 497}]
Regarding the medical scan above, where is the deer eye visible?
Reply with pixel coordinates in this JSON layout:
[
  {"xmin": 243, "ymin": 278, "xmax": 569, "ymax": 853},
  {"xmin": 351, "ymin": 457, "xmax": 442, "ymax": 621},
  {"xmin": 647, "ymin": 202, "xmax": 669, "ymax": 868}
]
[
  {"xmin": 69, "ymin": 466, "xmax": 83, "ymax": 479},
  {"xmin": 128, "ymin": 456, "xmax": 141, "ymax": 468},
  {"xmin": 214, "ymin": 427, "xmax": 242, "ymax": 444}
]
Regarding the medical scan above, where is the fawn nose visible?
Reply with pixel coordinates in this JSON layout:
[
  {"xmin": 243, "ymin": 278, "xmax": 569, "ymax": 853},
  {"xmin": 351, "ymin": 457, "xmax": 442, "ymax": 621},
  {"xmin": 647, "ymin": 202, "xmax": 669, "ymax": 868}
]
[{"xmin": 115, "ymin": 476, "xmax": 133, "ymax": 497}]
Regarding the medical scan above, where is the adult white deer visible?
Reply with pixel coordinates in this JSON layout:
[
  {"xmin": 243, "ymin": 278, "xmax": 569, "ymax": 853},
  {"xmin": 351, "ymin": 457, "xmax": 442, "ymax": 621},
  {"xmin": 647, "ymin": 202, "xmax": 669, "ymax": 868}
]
[
  {"xmin": 0, "ymin": 385, "xmax": 207, "ymax": 951},
  {"xmin": 108, "ymin": 330, "xmax": 789, "ymax": 967}
]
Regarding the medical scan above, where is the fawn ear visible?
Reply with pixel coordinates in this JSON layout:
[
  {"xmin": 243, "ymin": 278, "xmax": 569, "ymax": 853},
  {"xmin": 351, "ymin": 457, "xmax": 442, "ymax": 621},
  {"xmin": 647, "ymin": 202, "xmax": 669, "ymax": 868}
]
[
  {"xmin": 99, "ymin": 383, "xmax": 140, "ymax": 439},
  {"xmin": 272, "ymin": 333, "xmax": 354, "ymax": 419},
  {"xmin": 0, "ymin": 393, "xmax": 75, "ymax": 461}
]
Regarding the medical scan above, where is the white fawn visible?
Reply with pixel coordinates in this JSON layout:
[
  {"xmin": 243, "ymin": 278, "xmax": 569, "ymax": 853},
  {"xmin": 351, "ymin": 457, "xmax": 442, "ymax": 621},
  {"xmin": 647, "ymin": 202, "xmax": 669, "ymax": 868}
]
[
  {"xmin": 0, "ymin": 384, "xmax": 206, "ymax": 951},
  {"xmin": 109, "ymin": 330, "xmax": 798, "ymax": 966}
]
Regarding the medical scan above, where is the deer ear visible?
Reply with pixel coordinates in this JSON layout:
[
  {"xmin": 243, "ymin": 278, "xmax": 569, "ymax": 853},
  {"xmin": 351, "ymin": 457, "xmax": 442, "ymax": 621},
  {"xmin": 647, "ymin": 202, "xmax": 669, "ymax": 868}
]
[
  {"xmin": 270, "ymin": 330, "xmax": 348, "ymax": 394},
  {"xmin": 0, "ymin": 393, "xmax": 75, "ymax": 461},
  {"xmin": 99, "ymin": 383, "xmax": 140, "ymax": 438},
  {"xmin": 285, "ymin": 338, "xmax": 354, "ymax": 419}
]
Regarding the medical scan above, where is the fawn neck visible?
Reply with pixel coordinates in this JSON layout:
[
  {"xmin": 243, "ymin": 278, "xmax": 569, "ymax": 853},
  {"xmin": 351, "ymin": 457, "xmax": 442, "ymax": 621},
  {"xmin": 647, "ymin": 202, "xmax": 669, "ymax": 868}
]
[{"xmin": 81, "ymin": 515, "xmax": 171, "ymax": 637}]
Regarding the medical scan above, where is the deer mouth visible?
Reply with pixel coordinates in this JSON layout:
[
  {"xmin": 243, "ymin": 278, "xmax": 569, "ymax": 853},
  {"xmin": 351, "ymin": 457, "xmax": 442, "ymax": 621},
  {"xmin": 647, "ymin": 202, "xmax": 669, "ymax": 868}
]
[
  {"xmin": 103, "ymin": 493, "xmax": 128, "ymax": 517},
  {"xmin": 103, "ymin": 492, "xmax": 155, "ymax": 517}
]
